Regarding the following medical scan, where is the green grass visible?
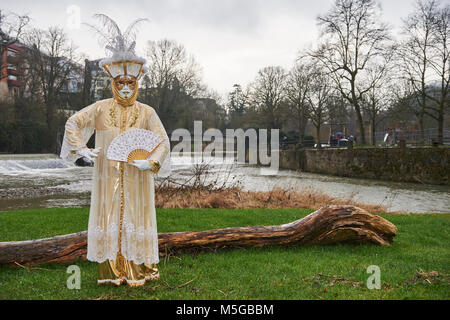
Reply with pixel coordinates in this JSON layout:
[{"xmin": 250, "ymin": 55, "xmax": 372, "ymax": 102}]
[{"xmin": 0, "ymin": 207, "xmax": 449, "ymax": 300}]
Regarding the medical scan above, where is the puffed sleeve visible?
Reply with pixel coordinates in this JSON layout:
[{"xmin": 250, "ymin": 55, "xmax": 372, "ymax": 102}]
[
  {"xmin": 147, "ymin": 107, "xmax": 171, "ymax": 176},
  {"xmin": 60, "ymin": 102, "xmax": 97, "ymax": 162}
]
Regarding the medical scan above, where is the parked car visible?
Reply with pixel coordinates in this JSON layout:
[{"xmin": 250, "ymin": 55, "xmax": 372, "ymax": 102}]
[
  {"xmin": 314, "ymin": 143, "xmax": 331, "ymax": 148},
  {"xmin": 338, "ymin": 138, "xmax": 349, "ymax": 147}
]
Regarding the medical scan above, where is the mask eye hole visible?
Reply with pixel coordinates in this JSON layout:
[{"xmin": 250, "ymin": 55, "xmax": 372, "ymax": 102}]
[{"xmin": 115, "ymin": 77, "xmax": 136, "ymax": 90}]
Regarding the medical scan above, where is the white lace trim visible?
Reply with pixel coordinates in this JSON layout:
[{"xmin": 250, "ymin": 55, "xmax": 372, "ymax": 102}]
[
  {"xmin": 87, "ymin": 222, "xmax": 119, "ymax": 262},
  {"xmin": 122, "ymin": 221, "xmax": 159, "ymax": 265},
  {"xmin": 87, "ymin": 222, "xmax": 159, "ymax": 265},
  {"xmin": 97, "ymin": 273, "xmax": 160, "ymax": 285},
  {"xmin": 98, "ymin": 279, "xmax": 122, "ymax": 285}
]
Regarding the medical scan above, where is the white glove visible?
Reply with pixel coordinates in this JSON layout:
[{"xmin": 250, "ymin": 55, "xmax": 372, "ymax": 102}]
[
  {"xmin": 76, "ymin": 147, "xmax": 101, "ymax": 164},
  {"xmin": 129, "ymin": 160, "xmax": 159, "ymax": 172}
]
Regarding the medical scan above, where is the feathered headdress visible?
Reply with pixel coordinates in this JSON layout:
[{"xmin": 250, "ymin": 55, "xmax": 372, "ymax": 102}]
[{"xmin": 85, "ymin": 14, "xmax": 149, "ymax": 79}]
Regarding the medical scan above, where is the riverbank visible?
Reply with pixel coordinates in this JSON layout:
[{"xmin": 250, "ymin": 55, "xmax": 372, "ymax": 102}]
[
  {"xmin": 280, "ymin": 147, "xmax": 450, "ymax": 185},
  {"xmin": 0, "ymin": 207, "xmax": 448, "ymax": 299},
  {"xmin": 1, "ymin": 154, "xmax": 449, "ymax": 213},
  {"xmin": 154, "ymin": 186, "xmax": 391, "ymax": 212},
  {"xmin": 0, "ymin": 185, "xmax": 389, "ymax": 213}
]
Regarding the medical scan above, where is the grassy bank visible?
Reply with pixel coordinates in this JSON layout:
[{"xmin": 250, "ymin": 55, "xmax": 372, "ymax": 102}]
[{"xmin": 0, "ymin": 207, "xmax": 449, "ymax": 300}]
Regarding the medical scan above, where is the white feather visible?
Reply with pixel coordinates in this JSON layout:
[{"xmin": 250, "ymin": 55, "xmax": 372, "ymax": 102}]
[{"xmin": 84, "ymin": 14, "xmax": 149, "ymax": 74}]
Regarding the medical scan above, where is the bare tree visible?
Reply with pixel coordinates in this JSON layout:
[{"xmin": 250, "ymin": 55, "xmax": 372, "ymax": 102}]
[
  {"xmin": 195, "ymin": 88, "xmax": 227, "ymax": 130},
  {"xmin": 362, "ymin": 48, "xmax": 396, "ymax": 145},
  {"xmin": 286, "ymin": 63, "xmax": 312, "ymax": 143},
  {"xmin": 144, "ymin": 39, "xmax": 203, "ymax": 128},
  {"xmin": 23, "ymin": 26, "xmax": 78, "ymax": 148},
  {"xmin": 247, "ymin": 66, "xmax": 287, "ymax": 129},
  {"xmin": 389, "ymin": 79, "xmax": 422, "ymax": 130},
  {"xmin": 429, "ymin": 1, "xmax": 449, "ymax": 144},
  {"xmin": 145, "ymin": 39, "xmax": 203, "ymax": 97},
  {"xmin": 400, "ymin": 0, "xmax": 449, "ymax": 144},
  {"xmin": 227, "ymin": 84, "xmax": 248, "ymax": 128},
  {"xmin": 0, "ymin": 10, "xmax": 30, "ymax": 82},
  {"xmin": 307, "ymin": 68, "xmax": 334, "ymax": 148},
  {"xmin": 306, "ymin": 0, "xmax": 391, "ymax": 145},
  {"xmin": 363, "ymin": 72, "xmax": 391, "ymax": 145}
]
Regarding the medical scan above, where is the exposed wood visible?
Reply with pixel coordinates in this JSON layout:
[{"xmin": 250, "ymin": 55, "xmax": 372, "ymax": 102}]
[{"xmin": 0, "ymin": 205, "xmax": 397, "ymax": 266}]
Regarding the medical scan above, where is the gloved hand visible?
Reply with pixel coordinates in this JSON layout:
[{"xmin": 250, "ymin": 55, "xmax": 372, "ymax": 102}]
[
  {"xmin": 76, "ymin": 147, "xmax": 101, "ymax": 164},
  {"xmin": 129, "ymin": 160, "xmax": 160, "ymax": 173}
]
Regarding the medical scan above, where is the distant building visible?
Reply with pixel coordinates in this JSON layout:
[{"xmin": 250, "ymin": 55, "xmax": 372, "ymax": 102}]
[
  {"xmin": 1, "ymin": 41, "xmax": 85, "ymax": 107},
  {"xmin": 0, "ymin": 43, "xmax": 26, "ymax": 102},
  {"xmin": 84, "ymin": 59, "xmax": 111, "ymax": 102},
  {"xmin": 58, "ymin": 56, "xmax": 85, "ymax": 110},
  {"xmin": 59, "ymin": 57, "xmax": 84, "ymax": 94}
]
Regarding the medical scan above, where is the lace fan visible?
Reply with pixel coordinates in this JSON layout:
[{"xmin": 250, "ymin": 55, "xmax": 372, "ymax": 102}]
[{"xmin": 106, "ymin": 128, "xmax": 163, "ymax": 163}]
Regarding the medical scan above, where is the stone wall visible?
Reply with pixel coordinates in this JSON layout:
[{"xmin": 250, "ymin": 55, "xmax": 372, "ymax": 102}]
[{"xmin": 279, "ymin": 147, "xmax": 450, "ymax": 185}]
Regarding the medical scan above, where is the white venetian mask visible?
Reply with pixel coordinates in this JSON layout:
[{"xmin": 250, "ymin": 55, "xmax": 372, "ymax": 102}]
[{"xmin": 113, "ymin": 76, "xmax": 137, "ymax": 101}]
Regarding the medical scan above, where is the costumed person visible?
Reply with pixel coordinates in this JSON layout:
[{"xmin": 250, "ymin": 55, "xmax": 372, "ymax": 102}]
[{"xmin": 60, "ymin": 14, "xmax": 170, "ymax": 287}]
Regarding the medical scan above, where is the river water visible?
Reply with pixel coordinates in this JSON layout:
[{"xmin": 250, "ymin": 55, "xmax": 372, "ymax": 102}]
[{"xmin": 0, "ymin": 153, "xmax": 448, "ymax": 213}]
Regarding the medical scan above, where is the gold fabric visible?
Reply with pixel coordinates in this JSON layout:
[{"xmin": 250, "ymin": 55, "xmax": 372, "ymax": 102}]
[
  {"xmin": 147, "ymin": 160, "xmax": 161, "ymax": 173},
  {"xmin": 97, "ymin": 253, "xmax": 160, "ymax": 287},
  {"xmin": 60, "ymin": 98, "xmax": 170, "ymax": 285}
]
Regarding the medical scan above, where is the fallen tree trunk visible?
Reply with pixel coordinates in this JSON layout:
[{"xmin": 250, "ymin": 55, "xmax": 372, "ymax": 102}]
[{"xmin": 0, "ymin": 205, "xmax": 397, "ymax": 266}]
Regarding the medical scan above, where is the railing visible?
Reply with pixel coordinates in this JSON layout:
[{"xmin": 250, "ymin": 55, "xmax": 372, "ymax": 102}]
[
  {"xmin": 7, "ymin": 79, "xmax": 25, "ymax": 87},
  {"xmin": 280, "ymin": 128, "xmax": 450, "ymax": 149},
  {"xmin": 6, "ymin": 68, "xmax": 18, "ymax": 76},
  {"xmin": 375, "ymin": 128, "xmax": 450, "ymax": 146},
  {"xmin": 6, "ymin": 55, "xmax": 19, "ymax": 64}
]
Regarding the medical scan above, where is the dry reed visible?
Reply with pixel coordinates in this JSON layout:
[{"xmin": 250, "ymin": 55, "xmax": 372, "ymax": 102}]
[
  {"xmin": 155, "ymin": 185, "xmax": 388, "ymax": 213},
  {"xmin": 154, "ymin": 162, "xmax": 388, "ymax": 213}
]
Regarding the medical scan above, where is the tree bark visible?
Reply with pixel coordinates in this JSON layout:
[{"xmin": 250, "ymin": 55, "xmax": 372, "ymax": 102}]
[
  {"xmin": 438, "ymin": 107, "xmax": 443, "ymax": 145},
  {"xmin": 316, "ymin": 125, "xmax": 321, "ymax": 148},
  {"xmin": 371, "ymin": 117, "xmax": 376, "ymax": 146},
  {"xmin": 355, "ymin": 104, "xmax": 366, "ymax": 145},
  {"xmin": 0, "ymin": 205, "xmax": 397, "ymax": 266}
]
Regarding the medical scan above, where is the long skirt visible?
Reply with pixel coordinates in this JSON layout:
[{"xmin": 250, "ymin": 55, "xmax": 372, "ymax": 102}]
[{"xmin": 97, "ymin": 251, "xmax": 160, "ymax": 287}]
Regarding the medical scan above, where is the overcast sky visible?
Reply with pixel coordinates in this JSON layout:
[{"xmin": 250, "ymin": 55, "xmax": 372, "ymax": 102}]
[{"xmin": 2, "ymin": 0, "xmax": 417, "ymax": 99}]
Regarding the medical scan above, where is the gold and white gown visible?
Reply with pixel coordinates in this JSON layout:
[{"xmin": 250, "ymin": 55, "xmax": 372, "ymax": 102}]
[{"xmin": 60, "ymin": 98, "xmax": 170, "ymax": 286}]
